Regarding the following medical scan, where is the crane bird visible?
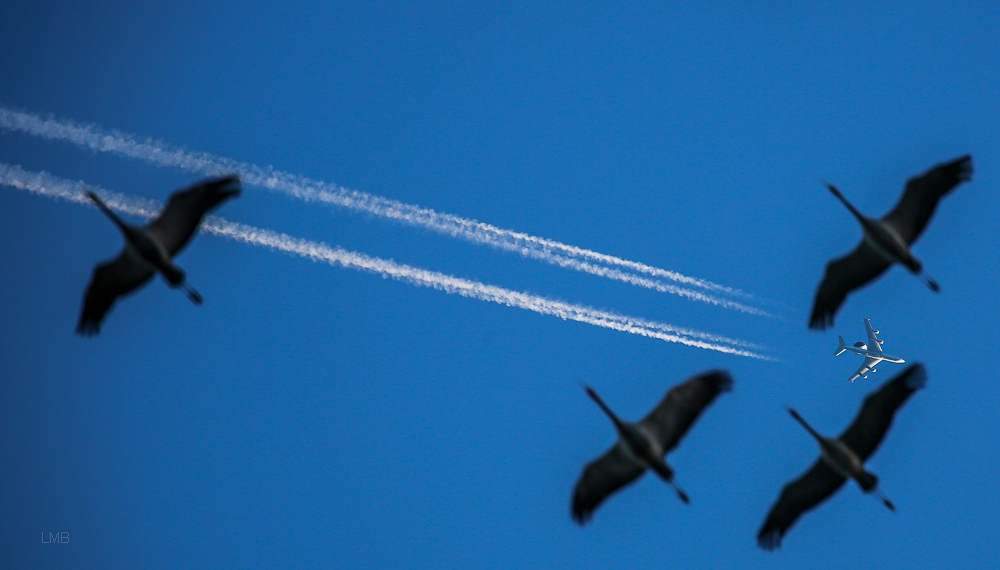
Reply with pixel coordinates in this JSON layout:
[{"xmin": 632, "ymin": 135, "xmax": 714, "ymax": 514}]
[
  {"xmin": 77, "ymin": 175, "xmax": 242, "ymax": 336},
  {"xmin": 757, "ymin": 363, "xmax": 926, "ymax": 550},
  {"xmin": 571, "ymin": 370, "xmax": 733, "ymax": 525},
  {"xmin": 809, "ymin": 155, "xmax": 972, "ymax": 330}
]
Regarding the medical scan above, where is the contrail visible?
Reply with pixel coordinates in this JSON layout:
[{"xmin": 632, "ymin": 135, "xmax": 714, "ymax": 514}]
[
  {"xmin": 0, "ymin": 106, "xmax": 778, "ymax": 318},
  {"xmin": 0, "ymin": 163, "xmax": 773, "ymax": 359}
]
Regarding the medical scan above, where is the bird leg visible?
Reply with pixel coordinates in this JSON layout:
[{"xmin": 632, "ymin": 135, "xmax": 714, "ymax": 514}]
[
  {"xmin": 669, "ymin": 478, "xmax": 690, "ymax": 505},
  {"xmin": 181, "ymin": 281, "xmax": 203, "ymax": 305},
  {"xmin": 872, "ymin": 488, "xmax": 895, "ymax": 511},
  {"xmin": 919, "ymin": 270, "xmax": 940, "ymax": 292}
]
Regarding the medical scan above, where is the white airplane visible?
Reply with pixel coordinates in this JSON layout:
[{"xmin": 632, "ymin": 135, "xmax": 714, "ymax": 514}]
[{"xmin": 835, "ymin": 319, "xmax": 905, "ymax": 383}]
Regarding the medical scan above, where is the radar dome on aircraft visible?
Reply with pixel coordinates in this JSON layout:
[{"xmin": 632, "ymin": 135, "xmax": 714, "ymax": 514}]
[{"xmin": 853, "ymin": 341, "xmax": 868, "ymax": 350}]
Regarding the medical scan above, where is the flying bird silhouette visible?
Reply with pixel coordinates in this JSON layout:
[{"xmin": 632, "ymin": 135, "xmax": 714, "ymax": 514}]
[
  {"xmin": 757, "ymin": 363, "xmax": 926, "ymax": 550},
  {"xmin": 571, "ymin": 370, "xmax": 733, "ymax": 525},
  {"xmin": 809, "ymin": 155, "xmax": 972, "ymax": 330},
  {"xmin": 77, "ymin": 175, "xmax": 242, "ymax": 335}
]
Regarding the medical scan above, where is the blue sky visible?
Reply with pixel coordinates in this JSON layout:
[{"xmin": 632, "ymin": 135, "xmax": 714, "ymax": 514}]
[{"xmin": 2, "ymin": 2, "xmax": 999, "ymax": 568}]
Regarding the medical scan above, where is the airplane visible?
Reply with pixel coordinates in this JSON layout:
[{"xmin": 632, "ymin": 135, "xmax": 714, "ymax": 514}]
[{"xmin": 835, "ymin": 319, "xmax": 905, "ymax": 383}]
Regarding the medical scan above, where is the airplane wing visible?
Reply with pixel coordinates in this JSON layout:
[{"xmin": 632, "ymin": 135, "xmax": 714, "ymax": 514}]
[
  {"xmin": 864, "ymin": 319, "xmax": 884, "ymax": 355},
  {"xmin": 846, "ymin": 356, "xmax": 881, "ymax": 383}
]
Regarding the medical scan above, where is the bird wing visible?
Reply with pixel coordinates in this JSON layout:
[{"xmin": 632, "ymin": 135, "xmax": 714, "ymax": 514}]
[
  {"xmin": 77, "ymin": 249, "xmax": 155, "ymax": 335},
  {"xmin": 882, "ymin": 155, "xmax": 971, "ymax": 244},
  {"xmin": 757, "ymin": 459, "xmax": 847, "ymax": 550},
  {"xmin": 571, "ymin": 442, "xmax": 646, "ymax": 524},
  {"xmin": 145, "ymin": 175, "xmax": 241, "ymax": 256},
  {"xmin": 637, "ymin": 370, "xmax": 733, "ymax": 454},
  {"xmin": 809, "ymin": 241, "xmax": 892, "ymax": 330},
  {"xmin": 838, "ymin": 363, "xmax": 926, "ymax": 461}
]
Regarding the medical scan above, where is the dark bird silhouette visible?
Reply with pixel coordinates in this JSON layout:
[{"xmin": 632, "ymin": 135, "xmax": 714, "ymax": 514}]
[
  {"xmin": 77, "ymin": 175, "xmax": 241, "ymax": 335},
  {"xmin": 571, "ymin": 370, "xmax": 733, "ymax": 525},
  {"xmin": 810, "ymin": 155, "xmax": 972, "ymax": 330},
  {"xmin": 757, "ymin": 364, "xmax": 926, "ymax": 550}
]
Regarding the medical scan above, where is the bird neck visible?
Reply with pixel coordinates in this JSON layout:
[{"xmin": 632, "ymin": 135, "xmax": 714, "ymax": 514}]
[
  {"xmin": 789, "ymin": 409, "xmax": 825, "ymax": 444},
  {"xmin": 89, "ymin": 192, "xmax": 138, "ymax": 237},
  {"xmin": 827, "ymin": 184, "xmax": 868, "ymax": 224},
  {"xmin": 586, "ymin": 387, "xmax": 625, "ymax": 430}
]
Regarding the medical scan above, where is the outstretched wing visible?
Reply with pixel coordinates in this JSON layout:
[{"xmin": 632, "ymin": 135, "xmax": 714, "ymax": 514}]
[
  {"xmin": 864, "ymin": 319, "xmax": 884, "ymax": 355},
  {"xmin": 637, "ymin": 370, "xmax": 733, "ymax": 454},
  {"xmin": 809, "ymin": 242, "xmax": 892, "ymax": 330},
  {"xmin": 571, "ymin": 442, "xmax": 646, "ymax": 524},
  {"xmin": 838, "ymin": 363, "xmax": 926, "ymax": 461},
  {"xmin": 77, "ymin": 250, "xmax": 155, "ymax": 336},
  {"xmin": 883, "ymin": 155, "xmax": 971, "ymax": 244},
  {"xmin": 145, "ymin": 175, "xmax": 241, "ymax": 256},
  {"xmin": 757, "ymin": 459, "xmax": 847, "ymax": 550},
  {"xmin": 846, "ymin": 355, "xmax": 881, "ymax": 383}
]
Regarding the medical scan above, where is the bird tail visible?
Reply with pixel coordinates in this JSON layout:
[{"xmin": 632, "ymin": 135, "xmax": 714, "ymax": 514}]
[
  {"xmin": 835, "ymin": 336, "xmax": 847, "ymax": 356},
  {"xmin": 159, "ymin": 265, "xmax": 202, "ymax": 304},
  {"xmin": 161, "ymin": 264, "xmax": 185, "ymax": 286},
  {"xmin": 857, "ymin": 471, "xmax": 878, "ymax": 493},
  {"xmin": 857, "ymin": 472, "xmax": 895, "ymax": 510}
]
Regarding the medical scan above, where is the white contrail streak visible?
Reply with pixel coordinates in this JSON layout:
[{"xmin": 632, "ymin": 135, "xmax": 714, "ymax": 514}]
[
  {"xmin": 0, "ymin": 163, "xmax": 773, "ymax": 359},
  {"xmin": 0, "ymin": 106, "xmax": 777, "ymax": 318}
]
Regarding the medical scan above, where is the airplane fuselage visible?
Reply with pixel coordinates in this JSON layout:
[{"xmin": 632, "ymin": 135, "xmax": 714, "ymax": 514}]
[{"xmin": 840, "ymin": 345, "xmax": 905, "ymax": 364}]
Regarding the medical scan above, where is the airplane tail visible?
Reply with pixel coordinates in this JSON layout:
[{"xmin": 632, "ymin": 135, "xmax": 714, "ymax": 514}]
[{"xmin": 835, "ymin": 336, "xmax": 847, "ymax": 356}]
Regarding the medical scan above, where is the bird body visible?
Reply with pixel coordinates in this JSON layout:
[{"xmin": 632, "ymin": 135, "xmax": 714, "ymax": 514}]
[
  {"xmin": 789, "ymin": 408, "xmax": 877, "ymax": 493},
  {"xmin": 829, "ymin": 184, "xmax": 927, "ymax": 278},
  {"xmin": 810, "ymin": 156, "xmax": 971, "ymax": 330},
  {"xmin": 86, "ymin": 190, "xmax": 187, "ymax": 287},
  {"xmin": 571, "ymin": 370, "xmax": 733, "ymax": 524},
  {"xmin": 860, "ymin": 217, "xmax": 921, "ymax": 273},
  {"xmin": 588, "ymin": 390, "xmax": 678, "ymax": 486},
  {"xmin": 77, "ymin": 175, "xmax": 241, "ymax": 335},
  {"xmin": 757, "ymin": 364, "xmax": 926, "ymax": 550}
]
